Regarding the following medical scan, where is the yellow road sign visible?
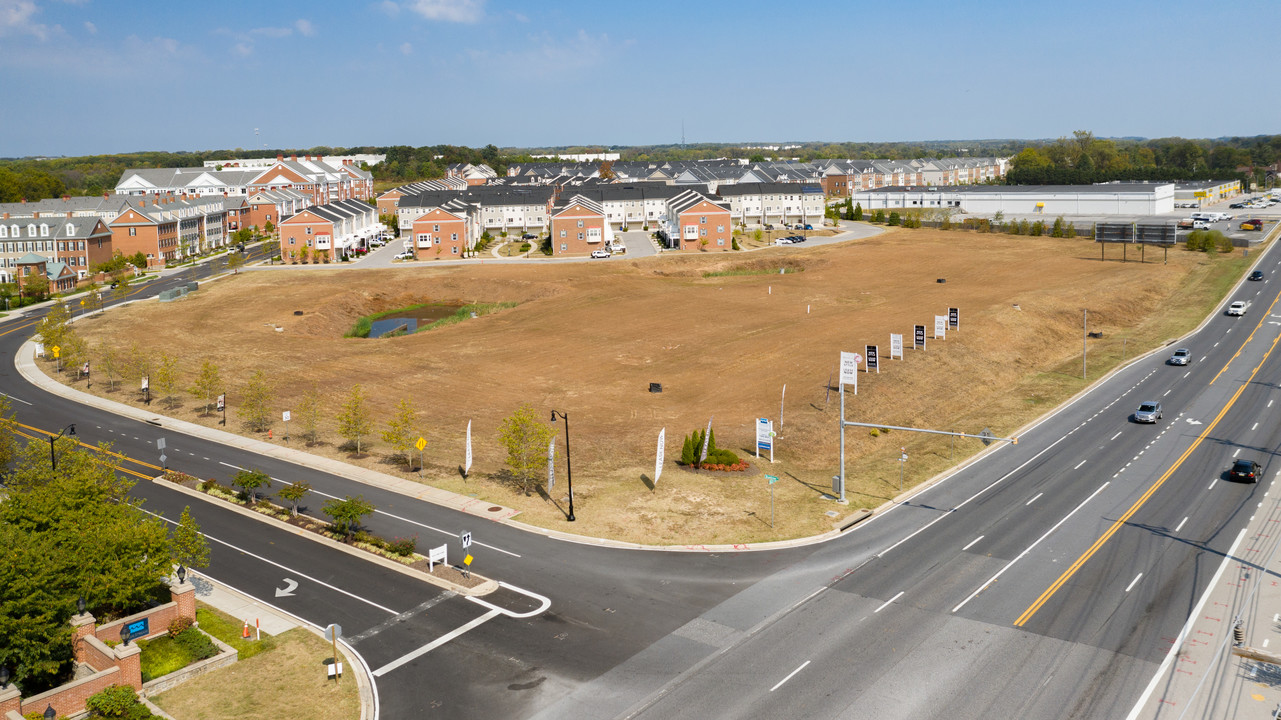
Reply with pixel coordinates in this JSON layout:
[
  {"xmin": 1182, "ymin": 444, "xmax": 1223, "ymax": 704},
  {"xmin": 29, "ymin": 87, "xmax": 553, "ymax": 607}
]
[
  {"xmin": 51, "ymin": 345, "xmax": 60, "ymax": 358},
  {"xmin": 463, "ymin": 554, "xmax": 473, "ymax": 566},
  {"xmin": 414, "ymin": 436, "xmax": 426, "ymax": 452}
]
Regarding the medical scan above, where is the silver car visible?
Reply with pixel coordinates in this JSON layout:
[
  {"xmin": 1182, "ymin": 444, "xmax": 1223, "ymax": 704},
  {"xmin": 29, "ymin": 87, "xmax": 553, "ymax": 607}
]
[
  {"xmin": 1168, "ymin": 348, "xmax": 1191, "ymax": 366},
  {"xmin": 1134, "ymin": 401, "xmax": 1163, "ymax": 424}
]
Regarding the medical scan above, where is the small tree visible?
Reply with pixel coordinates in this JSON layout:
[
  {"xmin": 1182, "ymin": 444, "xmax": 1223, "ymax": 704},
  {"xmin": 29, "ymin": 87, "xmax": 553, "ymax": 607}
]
[
  {"xmin": 277, "ymin": 481, "xmax": 311, "ymax": 517},
  {"xmin": 298, "ymin": 385, "xmax": 322, "ymax": 444},
  {"xmin": 496, "ymin": 403, "xmax": 555, "ymax": 495},
  {"xmin": 264, "ymin": 220, "xmax": 275, "ymax": 235},
  {"xmin": 172, "ymin": 505, "xmax": 210, "ymax": 571},
  {"xmin": 189, "ymin": 359, "xmax": 222, "ymax": 416},
  {"xmin": 1064, "ymin": 221, "xmax": 1077, "ymax": 238},
  {"xmin": 336, "ymin": 384, "xmax": 373, "ymax": 454},
  {"xmin": 753, "ymin": 228, "xmax": 763, "ymax": 243},
  {"xmin": 231, "ymin": 469, "xmax": 271, "ymax": 504},
  {"xmin": 226, "ymin": 252, "xmax": 245, "ymax": 274},
  {"xmin": 238, "ymin": 370, "xmax": 273, "ymax": 432},
  {"xmin": 1051, "ymin": 216, "xmax": 1065, "ymax": 238},
  {"xmin": 22, "ymin": 274, "xmax": 49, "ymax": 301},
  {"xmin": 153, "ymin": 352, "xmax": 179, "ymax": 409},
  {"xmin": 381, "ymin": 398, "xmax": 418, "ymax": 468},
  {"xmin": 36, "ymin": 299, "xmax": 71, "ymax": 350},
  {"xmin": 0, "ymin": 395, "xmax": 16, "ymax": 474},
  {"xmin": 887, "ymin": 211, "xmax": 901, "ymax": 226},
  {"xmin": 323, "ymin": 495, "xmax": 375, "ymax": 541},
  {"xmin": 853, "ymin": 203, "xmax": 863, "ymax": 221}
]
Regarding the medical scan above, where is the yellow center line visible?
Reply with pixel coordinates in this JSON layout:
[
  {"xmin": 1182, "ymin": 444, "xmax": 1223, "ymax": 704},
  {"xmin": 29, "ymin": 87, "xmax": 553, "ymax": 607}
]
[
  {"xmin": 8, "ymin": 424, "xmax": 153, "ymax": 480},
  {"xmin": 13, "ymin": 419, "xmax": 166, "ymax": 472},
  {"xmin": 1210, "ymin": 289, "xmax": 1281, "ymax": 385},
  {"xmin": 1014, "ymin": 327, "xmax": 1281, "ymax": 627}
]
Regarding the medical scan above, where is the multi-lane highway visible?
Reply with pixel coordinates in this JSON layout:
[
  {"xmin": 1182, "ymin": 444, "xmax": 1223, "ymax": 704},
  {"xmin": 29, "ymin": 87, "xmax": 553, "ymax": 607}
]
[{"xmin": 5, "ymin": 236, "xmax": 1280, "ymax": 718}]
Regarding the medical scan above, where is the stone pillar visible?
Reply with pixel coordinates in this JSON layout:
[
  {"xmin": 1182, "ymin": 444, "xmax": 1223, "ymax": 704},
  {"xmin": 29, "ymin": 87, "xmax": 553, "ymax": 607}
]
[
  {"xmin": 71, "ymin": 613, "xmax": 96, "ymax": 664},
  {"xmin": 171, "ymin": 582, "xmax": 196, "ymax": 622},
  {"xmin": 0, "ymin": 687, "xmax": 21, "ymax": 717},
  {"xmin": 114, "ymin": 643, "xmax": 143, "ymax": 691}
]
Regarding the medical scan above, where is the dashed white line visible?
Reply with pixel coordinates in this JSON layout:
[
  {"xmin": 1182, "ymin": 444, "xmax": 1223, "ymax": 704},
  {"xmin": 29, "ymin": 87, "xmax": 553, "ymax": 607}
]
[
  {"xmin": 1208, "ymin": 479, "xmax": 1218, "ymax": 491},
  {"xmin": 1163, "ymin": 390, "xmax": 1171, "ymax": 397},
  {"xmin": 1234, "ymin": 448, "xmax": 1242, "ymax": 457},
  {"xmin": 1026, "ymin": 493, "xmax": 1043, "ymax": 506},
  {"xmin": 874, "ymin": 591, "xmax": 904, "ymax": 613},
  {"xmin": 1213, "ymin": 342, "xmax": 1220, "ymax": 347},
  {"xmin": 769, "ymin": 660, "xmax": 811, "ymax": 692},
  {"xmin": 1111, "ymin": 431, "xmax": 1123, "ymax": 441},
  {"xmin": 962, "ymin": 536, "xmax": 984, "ymax": 551},
  {"xmin": 1253, "ymin": 422, "xmax": 1260, "ymax": 431},
  {"xmin": 1074, "ymin": 460, "xmax": 1087, "ymax": 470},
  {"xmin": 1200, "ymin": 356, "xmax": 1207, "ymax": 362},
  {"xmin": 1125, "ymin": 573, "xmax": 1144, "ymax": 593},
  {"xmin": 1175, "ymin": 516, "xmax": 1188, "ymax": 533}
]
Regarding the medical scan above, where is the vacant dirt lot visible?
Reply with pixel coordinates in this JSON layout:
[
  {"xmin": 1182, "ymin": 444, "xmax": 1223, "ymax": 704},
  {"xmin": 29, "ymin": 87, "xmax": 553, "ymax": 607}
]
[{"xmin": 61, "ymin": 229, "xmax": 1250, "ymax": 544}]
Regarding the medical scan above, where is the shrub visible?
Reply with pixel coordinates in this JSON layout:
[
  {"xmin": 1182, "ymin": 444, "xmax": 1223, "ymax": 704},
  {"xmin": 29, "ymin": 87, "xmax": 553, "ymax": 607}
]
[
  {"xmin": 1064, "ymin": 222, "xmax": 1078, "ymax": 238},
  {"xmin": 173, "ymin": 627, "xmax": 217, "ymax": 661},
  {"xmin": 732, "ymin": 238, "xmax": 740, "ymax": 250},
  {"xmin": 520, "ymin": 243, "xmax": 531, "ymax": 252},
  {"xmin": 86, "ymin": 684, "xmax": 153, "ymax": 719},
  {"xmin": 853, "ymin": 203, "xmax": 863, "ymax": 221},
  {"xmin": 705, "ymin": 448, "xmax": 739, "ymax": 465},
  {"xmin": 887, "ymin": 211, "xmax": 901, "ymax": 226},
  {"xmin": 167, "ymin": 616, "xmax": 194, "ymax": 637},
  {"xmin": 388, "ymin": 536, "xmax": 417, "ymax": 557},
  {"xmin": 199, "ymin": 478, "xmax": 222, "ymax": 492},
  {"xmin": 869, "ymin": 428, "xmax": 880, "ymax": 437}
]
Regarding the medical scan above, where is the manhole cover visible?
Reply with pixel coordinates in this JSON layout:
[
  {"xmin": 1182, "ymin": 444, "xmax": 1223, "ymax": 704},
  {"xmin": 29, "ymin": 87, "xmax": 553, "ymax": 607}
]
[{"xmin": 487, "ymin": 506, "xmax": 502, "ymax": 512}]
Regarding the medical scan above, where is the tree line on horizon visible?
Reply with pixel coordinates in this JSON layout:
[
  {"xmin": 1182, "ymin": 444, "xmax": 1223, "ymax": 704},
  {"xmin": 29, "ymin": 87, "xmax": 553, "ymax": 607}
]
[{"xmin": 3, "ymin": 132, "xmax": 1279, "ymax": 205}]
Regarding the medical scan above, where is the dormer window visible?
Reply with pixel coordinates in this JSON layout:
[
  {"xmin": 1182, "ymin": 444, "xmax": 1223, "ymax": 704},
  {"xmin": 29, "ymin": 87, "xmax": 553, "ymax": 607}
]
[
  {"xmin": 66, "ymin": 224, "xmax": 75, "ymax": 235},
  {"xmin": 39, "ymin": 224, "xmax": 49, "ymax": 237},
  {"xmin": 0, "ymin": 226, "xmax": 6, "ymax": 238},
  {"xmin": 26, "ymin": 224, "xmax": 35, "ymax": 236}
]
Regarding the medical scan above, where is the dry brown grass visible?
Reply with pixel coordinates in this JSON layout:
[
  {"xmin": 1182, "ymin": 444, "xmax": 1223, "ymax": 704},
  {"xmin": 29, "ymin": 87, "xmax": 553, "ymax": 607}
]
[
  {"xmin": 150, "ymin": 627, "xmax": 359, "ymax": 720},
  {"xmin": 61, "ymin": 230, "xmax": 1252, "ymax": 544}
]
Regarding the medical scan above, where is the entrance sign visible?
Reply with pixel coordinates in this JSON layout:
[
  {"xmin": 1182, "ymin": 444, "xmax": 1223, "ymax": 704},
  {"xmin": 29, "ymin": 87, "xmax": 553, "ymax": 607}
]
[
  {"xmin": 914, "ymin": 325, "xmax": 926, "ymax": 350},
  {"xmin": 934, "ymin": 315, "xmax": 947, "ymax": 340},
  {"xmin": 756, "ymin": 418, "xmax": 775, "ymax": 462},
  {"xmin": 428, "ymin": 544, "xmax": 447, "ymax": 571},
  {"xmin": 949, "ymin": 307, "xmax": 959, "ymax": 329},
  {"xmin": 865, "ymin": 345, "xmax": 879, "ymax": 373},
  {"xmin": 699, "ymin": 417, "xmax": 714, "ymax": 463},
  {"xmin": 889, "ymin": 333, "xmax": 903, "ymax": 360},
  {"xmin": 654, "ymin": 428, "xmax": 665, "ymax": 486}
]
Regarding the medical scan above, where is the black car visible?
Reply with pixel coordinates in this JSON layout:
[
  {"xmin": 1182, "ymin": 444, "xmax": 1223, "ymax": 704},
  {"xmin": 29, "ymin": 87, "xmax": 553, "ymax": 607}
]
[
  {"xmin": 1250, "ymin": 270, "xmax": 1264, "ymax": 281},
  {"xmin": 522, "ymin": 233, "xmax": 536, "ymax": 240},
  {"xmin": 1230, "ymin": 459, "xmax": 1262, "ymax": 483},
  {"xmin": 1230, "ymin": 202, "xmax": 1246, "ymax": 209}
]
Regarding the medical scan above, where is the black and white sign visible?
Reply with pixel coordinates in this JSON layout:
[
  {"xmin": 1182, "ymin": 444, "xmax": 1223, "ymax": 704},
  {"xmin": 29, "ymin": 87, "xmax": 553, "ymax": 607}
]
[
  {"xmin": 282, "ymin": 410, "xmax": 292, "ymax": 422},
  {"xmin": 889, "ymin": 333, "xmax": 903, "ymax": 360},
  {"xmin": 934, "ymin": 315, "xmax": 947, "ymax": 340},
  {"xmin": 460, "ymin": 531, "xmax": 472, "ymax": 550},
  {"xmin": 948, "ymin": 307, "xmax": 959, "ymax": 329},
  {"xmin": 865, "ymin": 345, "xmax": 879, "ymax": 373},
  {"xmin": 914, "ymin": 325, "xmax": 926, "ymax": 350}
]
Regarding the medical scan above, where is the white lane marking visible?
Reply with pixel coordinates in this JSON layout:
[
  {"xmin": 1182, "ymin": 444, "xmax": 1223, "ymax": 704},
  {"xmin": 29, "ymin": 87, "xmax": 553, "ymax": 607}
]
[
  {"xmin": 1254, "ymin": 422, "xmax": 1260, "ymax": 431},
  {"xmin": 1026, "ymin": 493, "xmax": 1043, "ymax": 506},
  {"xmin": 1213, "ymin": 342, "xmax": 1220, "ymax": 347},
  {"xmin": 1270, "ymin": 400, "xmax": 1275, "ymax": 409},
  {"xmin": 952, "ymin": 482, "xmax": 1110, "ymax": 614},
  {"xmin": 1208, "ymin": 479, "xmax": 1218, "ymax": 491},
  {"xmin": 1123, "ymin": 529, "xmax": 1246, "ymax": 720},
  {"xmin": 465, "ymin": 582, "xmax": 551, "ymax": 619},
  {"xmin": 0, "ymin": 392, "xmax": 32, "ymax": 406},
  {"xmin": 1200, "ymin": 356, "xmax": 1207, "ymax": 362},
  {"xmin": 1111, "ymin": 431, "xmax": 1123, "ymax": 441},
  {"xmin": 1175, "ymin": 516, "xmax": 1188, "ymax": 533},
  {"xmin": 874, "ymin": 591, "xmax": 904, "ymax": 613},
  {"xmin": 1074, "ymin": 460, "xmax": 1087, "ymax": 470},
  {"xmin": 769, "ymin": 660, "xmax": 811, "ymax": 693},
  {"xmin": 1234, "ymin": 448, "xmax": 1242, "ymax": 457},
  {"xmin": 1163, "ymin": 390, "xmax": 1171, "ymax": 397},
  {"xmin": 371, "ymin": 609, "xmax": 502, "ymax": 677},
  {"xmin": 1183, "ymin": 371, "xmax": 1191, "ymax": 379},
  {"xmin": 1125, "ymin": 573, "xmax": 1144, "ymax": 593},
  {"xmin": 136, "ymin": 507, "xmax": 399, "ymax": 615},
  {"xmin": 962, "ymin": 536, "xmax": 984, "ymax": 551},
  {"xmin": 217, "ymin": 461, "xmax": 521, "ymax": 557}
]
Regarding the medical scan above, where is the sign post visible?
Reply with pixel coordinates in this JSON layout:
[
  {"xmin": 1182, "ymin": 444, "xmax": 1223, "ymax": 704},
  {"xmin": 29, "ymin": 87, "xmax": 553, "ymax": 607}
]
[
  {"xmin": 899, "ymin": 447, "xmax": 908, "ymax": 491},
  {"xmin": 865, "ymin": 345, "xmax": 879, "ymax": 373},
  {"xmin": 217, "ymin": 393, "xmax": 226, "ymax": 425},
  {"xmin": 765, "ymin": 474, "xmax": 779, "ymax": 528},
  {"xmin": 415, "ymin": 436, "xmax": 427, "ymax": 472},
  {"xmin": 282, "ymin": 410, "xmax": 291, "ymax": 443},
  {"xmin": 890, "ymin": 333, "xmax": 903, "ymax": 360},
  {"xmin": 914, "ymin": 324, "xmax": 926, "ymax": 351},
  {"xmin": 324, "ymin": 624, "xmax": 343, "ymax": 682},
  {"xmin": 837, "ymin": 352, "xmax": 861, "ymax": 504},
  {"xmin": 547, "ymin": 437, "xmax": 555, "ymax": 491},
  {"xmin": 157, "ymin": 437, "xmax": 167, "ymax": 470}
]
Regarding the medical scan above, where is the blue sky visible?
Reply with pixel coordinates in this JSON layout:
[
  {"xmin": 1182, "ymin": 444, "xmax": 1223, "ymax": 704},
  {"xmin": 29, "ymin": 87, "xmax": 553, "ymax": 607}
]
[{"xmin": 0, "ymin": 0, "xmax": 1276, "ymax": 157}]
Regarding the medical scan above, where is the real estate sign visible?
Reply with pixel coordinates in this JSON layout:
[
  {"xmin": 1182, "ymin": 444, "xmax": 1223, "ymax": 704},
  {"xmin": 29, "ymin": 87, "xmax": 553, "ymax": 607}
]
[
  {"xmin": 547, "ymin": 438, "xmax": 555, "ymax": 490},
  {"xmin": 890, "ymin": 333, "xmax": 903, "ymax": 360},
  {"xmin": 465, "ymin": 420, "xmax": 473, "ymax": 474},
  {"xmin": 914, "ymin": 325, "xmax": 926, "ymax": 350},
  {"xmin": 934, "ymin": 315, "xmax": 947, "ymax": 340},
  {"xmin": 948, "ymin": 307, "xmax": 959, "ymax": 329},
  {"xmin": 840, "ymin": 351, "xmax": 860, "ymax": 394},
  {"xmin": 866, "ymin": 345, "xmax": 879, "ymax": 373}
]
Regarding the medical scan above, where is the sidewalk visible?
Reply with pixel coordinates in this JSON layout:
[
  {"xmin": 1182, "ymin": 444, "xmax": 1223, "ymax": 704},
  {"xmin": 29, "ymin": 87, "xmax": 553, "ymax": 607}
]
[
  {"xmin": 1128, "ymin": 478, "xmax": 1281, "ymax": 719},
  {"xmin": 188, "ymin": 571, "xmax": 299, "ymax": 637}
]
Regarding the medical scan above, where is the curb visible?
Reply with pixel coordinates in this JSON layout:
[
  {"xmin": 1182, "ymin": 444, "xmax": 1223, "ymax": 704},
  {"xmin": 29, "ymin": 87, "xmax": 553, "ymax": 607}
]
[{"xmin": 156, "ymin": 476, "xmax": 496, "ymax": 597}]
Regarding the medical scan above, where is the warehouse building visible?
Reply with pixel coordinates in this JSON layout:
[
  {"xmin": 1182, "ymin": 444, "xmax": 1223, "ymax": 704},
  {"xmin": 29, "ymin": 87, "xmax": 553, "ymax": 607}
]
[{"xmin": 848, "ymin": 183, "xmax": 1176, "ymax": 216}]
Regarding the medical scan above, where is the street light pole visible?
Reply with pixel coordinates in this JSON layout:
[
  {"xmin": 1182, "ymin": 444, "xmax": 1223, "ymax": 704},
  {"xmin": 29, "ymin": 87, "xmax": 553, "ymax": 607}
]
[
  {"xmin": 49, "ymin": 424, "xmax": 76, "ymax": 471},
  {"xmin": 550, "ymin": 410, "xmax": 575, "ymax": 521}
]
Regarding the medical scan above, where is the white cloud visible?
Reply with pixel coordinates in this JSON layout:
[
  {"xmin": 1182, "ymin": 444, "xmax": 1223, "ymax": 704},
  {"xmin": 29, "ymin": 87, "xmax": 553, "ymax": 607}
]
[
  {"xmin": 406, "ymin": 0, "xmax": 483, "ymax": 23},
  {"xmin": 250, "ymin": 25, "xmax": 293, "ymax": 38},
  {"xmin": 82, "ymin": 19, "xmax": 94, "ymax": 34},
  {"xmin": 399, "ymin": 42, "xmax": 412, "ymax": 55},
  {"xmin": 0, "ymin": 0, "xmax": 51, "ymax": 40},
  {"xmin": 232, "ymin": 41, "xmax": 252, "ymax": 57},
  {"xmin": 378, "ymin": 0, "xmax": 399, "ymax": 16},
  {"xmin": 294, "ymin": 18, "xmax": 315, "ymax": 36}
]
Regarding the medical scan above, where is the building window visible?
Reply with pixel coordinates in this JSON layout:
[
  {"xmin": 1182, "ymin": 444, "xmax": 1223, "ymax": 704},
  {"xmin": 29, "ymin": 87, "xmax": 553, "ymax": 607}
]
[
  {"xmin": 717, "ymin": 239, "xmax": 725, "ymax": 246},
  {"xmin": 129, "ymin": 228, "xmax": 136, "ymax": 236},
  {"xmin": 577, "ymin": 220, "xmax": 584, "ymax": 228},
  {"xmin": 560, "ymin": 243, "xmax": 567, "ymax": 251},
  {"xmin": 451, "ymin": 233, "xmax": 458, "ymax": 241},
  {"xmin": 306, "ymin": 227, "xmax": 312, "ymax": 235},
  {"xmin": 578, "ymin": 233, "xmax": 583, "ymax": 240},
  {"xmin": 700, "ymin": 216, "xmax": 707, "ymax": 224},
  {"xmin": 717, "ymin": 225, "xmax": 724, "ymax": 233},
  {"xmin": 451, "ymin": 246, "xmax": 458, "ymax": 254},
  {"xmin": 560, "ymin": 230, "xmax": 567, "ymax": 238}
]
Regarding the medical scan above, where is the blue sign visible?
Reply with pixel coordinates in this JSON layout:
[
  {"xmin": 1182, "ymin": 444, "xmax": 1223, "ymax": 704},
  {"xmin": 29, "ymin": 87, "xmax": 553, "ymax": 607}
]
[
  {"xmin": 125, "ymin": 618, "xmax": 149, "ymax": 640},
  {"xmin": 756, "ymin": 418, "xmax": 773, "ymax": 451}
]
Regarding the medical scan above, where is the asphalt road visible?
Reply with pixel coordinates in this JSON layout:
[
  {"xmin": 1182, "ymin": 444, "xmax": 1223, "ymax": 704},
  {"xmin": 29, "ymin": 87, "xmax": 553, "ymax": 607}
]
[{"xmin": 5, "ymin": 233, "xmax": 1279, "ymax": 719}]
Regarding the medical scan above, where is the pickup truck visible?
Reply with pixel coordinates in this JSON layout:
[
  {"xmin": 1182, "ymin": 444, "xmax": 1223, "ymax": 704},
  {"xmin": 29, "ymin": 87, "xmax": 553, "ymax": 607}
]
[
  {"xmin": 1178, "ymin": 218, "xmax": 1212, "ymax": 230},
  {"xmin": 1228, "ymin": 300, "xmax": 1248, "ymax": 316}
]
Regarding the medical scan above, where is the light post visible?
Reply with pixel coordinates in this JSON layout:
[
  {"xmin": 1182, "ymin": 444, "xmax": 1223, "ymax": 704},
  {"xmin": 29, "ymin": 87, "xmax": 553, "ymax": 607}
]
[
  {"xmin": 119, "ymin": 623, "xmax": 130, "ymax": 647},
  {"xmin": 49, "ymin": 424, "xmax": 75, "ymax": 471},
  {"xmin": 550, "ymin": 410, "xmax": 575, "ymax": 521},
  {"xmin": 43, "ymin": 704, "xmax": 55, "ymax": 720}
]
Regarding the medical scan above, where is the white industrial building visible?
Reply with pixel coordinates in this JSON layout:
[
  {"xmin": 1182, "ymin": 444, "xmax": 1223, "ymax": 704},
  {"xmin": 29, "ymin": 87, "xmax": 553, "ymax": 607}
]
[{"xmin": 849, "ymin": 183, "xmax": 1176, "ymax": 216}]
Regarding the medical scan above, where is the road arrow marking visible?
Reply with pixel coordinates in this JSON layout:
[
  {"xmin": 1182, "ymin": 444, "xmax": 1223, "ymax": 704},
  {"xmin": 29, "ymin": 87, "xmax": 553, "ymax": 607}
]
[
  {"xmin": 275, "ymin": 578, "xmax": 298, "ymax": 597},
  {"xmin": 1186, "ymin": 418, "xmax": 1203, "ymax": 425}
]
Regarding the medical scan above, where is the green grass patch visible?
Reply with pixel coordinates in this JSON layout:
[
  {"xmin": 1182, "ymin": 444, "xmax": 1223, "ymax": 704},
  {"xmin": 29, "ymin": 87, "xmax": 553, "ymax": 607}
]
[
  {"xmin": 345, "ymin": 301, "xmax": 517, "ymax": 337},
  {"xmin": 418, "ymin": 302, "xmax": 517, "ymax": 332},
  {"xmin": 703, "ymin": 267, "xmax": 805, "ymax": 278},
  {"xmin": 196, "ymin": 606, "xmax": 278, "ymax": 660},
  {"xmin": 138, "ymin": 629, "xmax": 218, "ymax": 682}
]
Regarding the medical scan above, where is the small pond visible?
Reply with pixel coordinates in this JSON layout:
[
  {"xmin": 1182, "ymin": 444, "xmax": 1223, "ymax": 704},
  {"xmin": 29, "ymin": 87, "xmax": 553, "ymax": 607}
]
[{"xmin": 368, "ymin": 304, "xmax": 464, "ymax": 337}]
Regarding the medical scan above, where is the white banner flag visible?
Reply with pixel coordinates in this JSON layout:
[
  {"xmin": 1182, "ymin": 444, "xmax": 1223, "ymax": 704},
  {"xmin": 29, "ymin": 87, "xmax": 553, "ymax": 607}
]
[
  {"xmin": 465, "ymin": 420, "xmax": 473, "ymax": 474},
  {"xmin": 934, "ymin": 315, "xmax": 947, "ymax": 340},
  {"xmin": 547, "ymin": 437, "xmax": 555, "ymax": 490},
  {"xmin": 655, "ymin": 428, "xmax": 665, "ymax": 486},
  {"xmin": 890, "ymin": 333, "xmax": 904, "ymax": 360},
  {"xmin": 699, "ymin": 416, "xmax": 713, "ymax": 463}
]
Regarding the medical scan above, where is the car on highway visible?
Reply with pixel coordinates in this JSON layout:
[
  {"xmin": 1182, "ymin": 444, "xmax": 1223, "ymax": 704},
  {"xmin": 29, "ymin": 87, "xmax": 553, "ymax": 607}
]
[
  {"xmin": 1230, "ymin": 459, "xmax": 1262, "ymax": 483},
  {"xmin": 590, "ymin": 249, "xmax": 611, "ymax": 259},
  {"xmin": 1168, "ymin": 348, "xmax": 1191, "ymax": 365},
  {"xmin": 1133, "ymin": 401, "xmax": 1163, "ymax": 424},
  {"xmin": 1228, "ymin": 301, "xmax": 1248, "ymax": 316},
  {"xmin": 1250, "ymin": 270, "xmax": 1265, "ymax": 281}
]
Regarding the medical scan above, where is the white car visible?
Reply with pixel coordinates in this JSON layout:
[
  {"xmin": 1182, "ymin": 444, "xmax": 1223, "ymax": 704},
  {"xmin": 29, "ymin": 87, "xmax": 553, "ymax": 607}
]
[
  {"xmin": 1168, "ymin": 348, "xmax": 1191, "ymax": 365},
  {"xmin": 393, "ymin": 251, "xmax": 415, "ymax": 261},
  {"xmin": 1228, "ymin": 301, "xmax": 1247, "ymax": 316},
  {"xmin": 773, "ymin": 238, "xmax": 793, "ymax": 245},
  {"xmin": 590, "ymin": 249, "xmax": 611, "ymax": 259}
]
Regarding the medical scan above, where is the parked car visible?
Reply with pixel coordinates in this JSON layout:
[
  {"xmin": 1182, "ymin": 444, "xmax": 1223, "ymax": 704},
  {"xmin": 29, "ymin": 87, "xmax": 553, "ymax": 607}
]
[
  {"xmin": 1241, "ymin": 219, "xmax": 1263, "ymax": 231},
  {"xmin": 1230, "ymin": 459, "xmax": 1262, "ymax": 483},
  {"xmin": 790, "ymin": 235, "xmax": 806, "ymax": 243},
  {"xmin": 393, "ymin": 251, "xmax": 415, "ymax": 261},
  {"xmin": 522, "ymin": 233, "xmax": 536, "ymax": 240},
  {"xmin": 1250, "ymin": 270, "xmax": 1265, "ymax": 281},
  {"xmin": 773, "ymin": 238, "xmax": 793, "ymax": 245},
  {"xmin": 763, "ymin": 224, "xmax": 775, "ymax": 230},
  {"xmin": 590, "ymin": 249, "xmax": 611, "ymax": 259},
  {"xmin": 1230, "ymin": 202, "xmax": 1246, "ymax": 209},
  {"xmin": 1133, "ymin": 401, "xmax": 1163, "ymax": 424},
  {"xmin": 1168, "ymin": 348, "xmax": 1191, "ymax": 365},
  {"xmin": 803, "ymin": 224, "xmax": 813, "ymax": 230},
  {"xmin": 1228, "ymin": 300, "xmax": 1248, "ymax": 316}
]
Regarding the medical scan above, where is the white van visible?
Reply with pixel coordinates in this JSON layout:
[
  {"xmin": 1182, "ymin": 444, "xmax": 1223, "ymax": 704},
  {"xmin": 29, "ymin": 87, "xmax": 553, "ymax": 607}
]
[{"xmin": 1190, "ymin": 212, "xmax": 1214, "ymax": 222}]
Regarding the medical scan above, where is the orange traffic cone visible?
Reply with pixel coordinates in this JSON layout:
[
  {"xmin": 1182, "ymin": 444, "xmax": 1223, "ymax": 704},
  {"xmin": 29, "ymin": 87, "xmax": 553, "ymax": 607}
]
[{"xmin": 242, "ymin": 620, "xmax": 250, "ymax": 639}]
